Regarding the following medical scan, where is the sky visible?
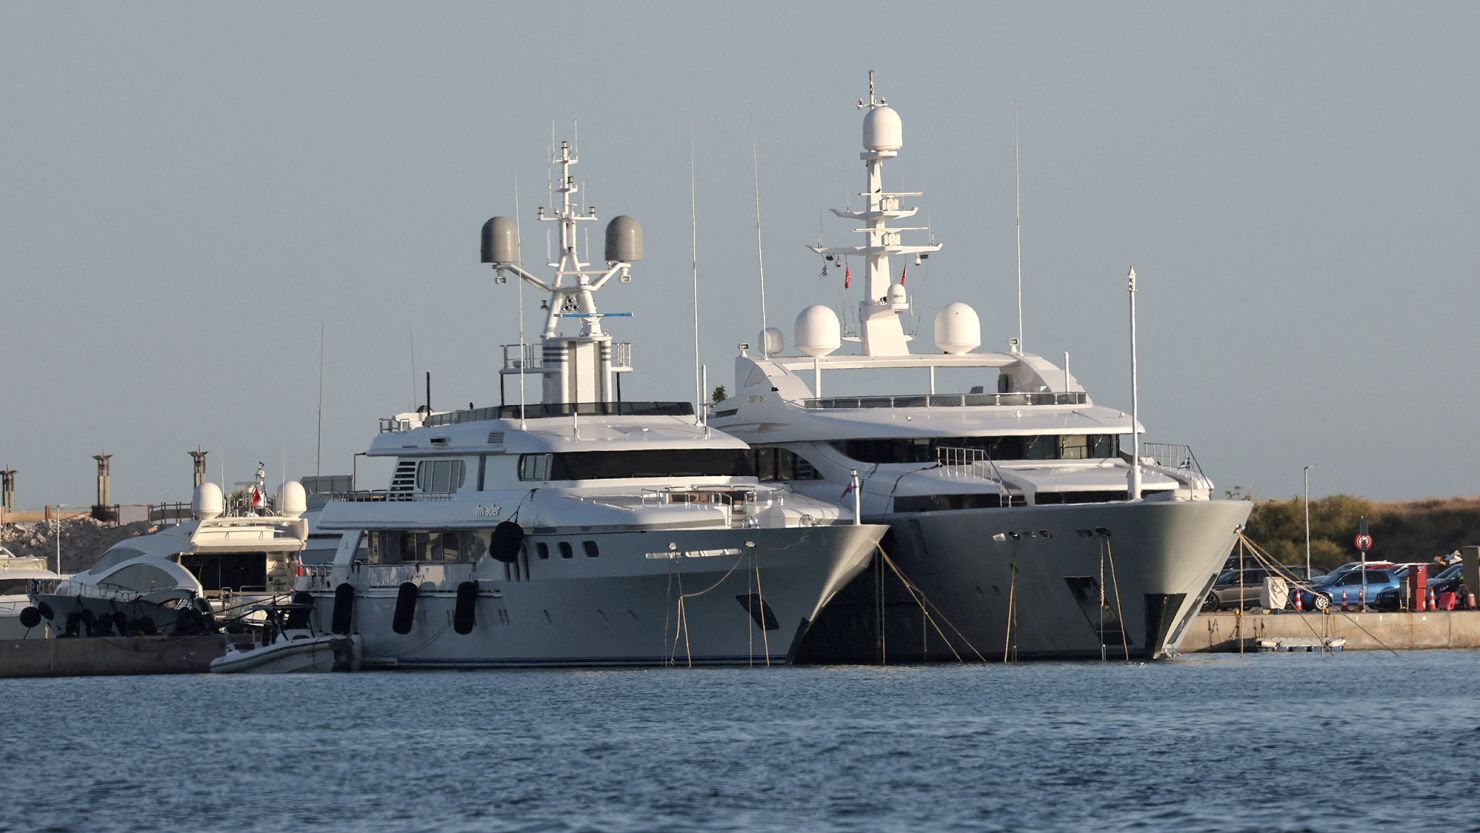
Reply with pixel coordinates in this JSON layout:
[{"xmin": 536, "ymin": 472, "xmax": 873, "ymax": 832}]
[{"xmin": 2, "ymin": 2, "xmax": 1477, "ymax": 507}]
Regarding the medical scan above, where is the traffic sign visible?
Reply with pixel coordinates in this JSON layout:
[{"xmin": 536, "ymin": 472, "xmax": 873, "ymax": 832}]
[{"xmin": 1354, "ymin": 533, "xmax": 1374, "ymax": 552}]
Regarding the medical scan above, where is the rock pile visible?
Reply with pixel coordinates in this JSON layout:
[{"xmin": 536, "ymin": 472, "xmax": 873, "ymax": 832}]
[{"xmin": 0, "ymin": 517, "xmax": 160, "ymax": 573}]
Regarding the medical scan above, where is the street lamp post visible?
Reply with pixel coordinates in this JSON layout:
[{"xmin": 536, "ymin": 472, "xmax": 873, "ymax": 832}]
[{"xmin": 1303, "ymin": 464, "xmax": 1317, "ymax": 580}]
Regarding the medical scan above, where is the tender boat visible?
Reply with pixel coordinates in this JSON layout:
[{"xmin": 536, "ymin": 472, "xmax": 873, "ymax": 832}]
[
  {"xmin": 210, "ymin": 601, "xmax": 361, "ymax": 673},
  {"xmin": 297, "ymin": 138, "xmax": 887, "ymax": 668},
  {"xmin": 710, "ymin": 74, "xmax": 1252, "ymax": 661}
]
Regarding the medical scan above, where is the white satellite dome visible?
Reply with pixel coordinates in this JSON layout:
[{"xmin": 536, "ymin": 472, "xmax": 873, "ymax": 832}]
[
  {"xmin": 277, "ymin": 480, "xmax": 307, "ymax": 519},
  {"xmin": 934, "ymin": 302, "xmax": 982, "ymax": 355},
  {"xmin": 795, "ymin": 305, "xmax": 842, "ymax": 357},
  {"xmin": 759, "ymin": 327, "xmax": 784, "ymax": 356},
  {"xmin": 864, "ymin": 105, "xmax": 903, "ymax": 154},
  {"xmin": 192, "ymin": 482, "xmax": 224, "ymax": 520}
]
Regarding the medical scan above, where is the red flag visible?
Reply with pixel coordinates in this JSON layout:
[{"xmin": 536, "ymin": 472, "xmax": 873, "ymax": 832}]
[
  {"xmin": 844, "ymin": 265, "xmax": 851, "ymax": 289},
  {"xmin": 900, "ymin": 263, "xmax": 908, "ymax": 286}
]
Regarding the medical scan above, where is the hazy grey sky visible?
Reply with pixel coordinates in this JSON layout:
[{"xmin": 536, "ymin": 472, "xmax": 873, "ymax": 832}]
[{"xmin": 3, "ymin": 2, "xmax": 1477, "ymax": 507}]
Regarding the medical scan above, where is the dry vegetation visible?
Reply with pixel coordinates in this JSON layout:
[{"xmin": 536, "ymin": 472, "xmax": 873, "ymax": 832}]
[{"xmin": 1244, "ymin": 495, "xmax": 1480, "ymax": 570}]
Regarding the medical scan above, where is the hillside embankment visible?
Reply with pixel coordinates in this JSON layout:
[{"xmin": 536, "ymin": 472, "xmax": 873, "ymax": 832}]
[
  {"xmin": 1242, "ymin": 495, "xmax": 1480, "ymax": 570},
  {"xmin": 1, "ymin": 517, "xmax": 159, "ymax": 573}
]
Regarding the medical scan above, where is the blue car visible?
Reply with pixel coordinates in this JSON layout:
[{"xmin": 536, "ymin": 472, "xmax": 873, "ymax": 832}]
[{"xmin": 1294, "ymin": 568, "xmax": 1403, "ymax": 611}]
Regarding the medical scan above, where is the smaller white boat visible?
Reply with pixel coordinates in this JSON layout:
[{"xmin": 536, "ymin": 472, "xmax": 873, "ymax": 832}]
[
  {"xmin": 1, "ymin": 546, "xmax": 62, "ymax": 638},
  {"xmin": 210, "ymin": 601, "xmax": 361, "ymax": 673}
]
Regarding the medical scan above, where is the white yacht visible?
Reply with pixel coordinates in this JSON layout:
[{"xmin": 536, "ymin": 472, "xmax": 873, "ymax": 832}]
[
  {"xmin": 28, "ymin": 477, "xmax": 310, "ymax": 637},
  {"xmin": 297, "ymin": 140, "xmax": 885, "ymax": 668},
  {"xmin": 711, "ymin": 76, "xmax": 1251, "ymax": 661},
  {"xmin": 1, "ymin": 546, "xmax": 60, "ymax": 638}
]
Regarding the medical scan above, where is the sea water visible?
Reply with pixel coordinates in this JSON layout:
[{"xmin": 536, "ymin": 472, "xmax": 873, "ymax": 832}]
[{"xmin": 4, "ymin": 650, "xmax": 1478, "ymax": 832}]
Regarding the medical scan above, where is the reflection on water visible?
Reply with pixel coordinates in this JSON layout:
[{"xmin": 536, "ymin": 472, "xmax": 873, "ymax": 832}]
[{"xmin": 5, "ymin": 651, "xmax": 1480, "ymax": 832}]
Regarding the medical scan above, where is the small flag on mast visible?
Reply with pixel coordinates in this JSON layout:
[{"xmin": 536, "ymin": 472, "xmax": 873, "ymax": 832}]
[
  {"xmin": 844, "ymin": 264, "xmax": 851, "ymax": 289},
  {"xmin": 900, "ymin": 263, "xmax": 908, "ymax": 286}
]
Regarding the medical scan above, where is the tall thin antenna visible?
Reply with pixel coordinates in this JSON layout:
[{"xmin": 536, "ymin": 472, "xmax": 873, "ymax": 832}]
[
  {"xmin": 315, "ymin": 321, "xmax": 324, "ymax": 480},
  {"xmin": 1014, "ymin": 101, "xmax": 1024, "ymax": 350},
  {"xmin": 514, "ymin": 172, "xmax": 527, "ymax": 430},
  {"xmin": 408, "ymin": 324, "xmax": 417, "ymax": 410},
  {"xmin": 689, "ymin": 123, "xmax": 703, "ymax": 426},
  {"xmin": 750, "ymin": 108, "xmax": 769, "ymax": 354}
]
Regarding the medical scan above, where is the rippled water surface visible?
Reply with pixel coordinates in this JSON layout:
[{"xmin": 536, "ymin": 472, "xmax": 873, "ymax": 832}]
[{"xmin": 5, "ymin": 650, "xmax": 1480, "ymax": 832}]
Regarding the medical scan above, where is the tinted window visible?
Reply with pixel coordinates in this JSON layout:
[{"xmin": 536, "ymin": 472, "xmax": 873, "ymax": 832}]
[
  {"xmin": 832, "ymin": 435, "xmax": 1118, "ymax": 464},
  {"xmin": 548, "ymin": 450, "xmax": 754, "ymax": 480}
]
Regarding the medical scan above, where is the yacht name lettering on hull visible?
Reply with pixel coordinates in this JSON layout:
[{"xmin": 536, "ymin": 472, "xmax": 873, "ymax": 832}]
[
  {"xmin": 475, "ymin": 505, "xmax": 503, "ymax": 518},
  {"xmin": 644, "ymin": 547, "xmax": 744, "ymax": 560}
]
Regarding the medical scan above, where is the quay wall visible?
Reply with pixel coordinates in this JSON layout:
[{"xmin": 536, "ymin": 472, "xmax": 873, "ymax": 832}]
[
  {"xmin": 0, "ymin": 635, "xmax": 225, "ymax": 678},
  {"xmin": 1185, "ymin": 610, "xmax": 1480, "ymax": 653}
]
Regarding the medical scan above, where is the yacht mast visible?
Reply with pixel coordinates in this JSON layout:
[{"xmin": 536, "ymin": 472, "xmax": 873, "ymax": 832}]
[
  {"xmin": 810, "ymin": 71, "xmax": 941, "ymax": 356},
  {"xmin": 482, "ymin": 140, "xmax": 643, "ymax": 406}
]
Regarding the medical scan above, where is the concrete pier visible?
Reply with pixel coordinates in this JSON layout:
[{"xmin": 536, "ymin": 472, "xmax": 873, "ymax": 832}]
[
  {"xmin": 0, "ymin": 635, "xmax": 226, "ymax": 678},
  {"xmin": 1185, "ymin": 610, "xmax": 1480, "ymax": 653}
]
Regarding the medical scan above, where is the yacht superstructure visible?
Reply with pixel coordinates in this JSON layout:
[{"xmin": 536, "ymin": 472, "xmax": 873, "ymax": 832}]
[
  {"xmin": 711, "ymin": 75, "xmax": 1251, "ymax": 660},
  {"xmin": 298, "ymin": 140, "xmax": 884, "ymax": 668}
]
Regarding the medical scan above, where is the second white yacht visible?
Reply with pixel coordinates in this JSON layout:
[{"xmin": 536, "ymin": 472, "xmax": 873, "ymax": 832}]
[
  {"xmin": 298, "ymin": 140, "xmax": 885, "ymax": 668},
  {"xmin": 712, "ymin": 75, "xmax": 1251, "ymax": 661}
]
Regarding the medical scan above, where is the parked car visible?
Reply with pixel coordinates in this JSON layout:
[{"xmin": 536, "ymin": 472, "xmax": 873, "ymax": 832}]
[
  {"xmin": 1374, "ymin": 564, "xmax": 1473, "ymax": 610},
  {"xmin": 1294, "ymin": 568, "xmax": 1404, "ymax": 610},
  {"xmin": 1202, "ymin": 567, "xmax": 1300, "ymax": 611}
]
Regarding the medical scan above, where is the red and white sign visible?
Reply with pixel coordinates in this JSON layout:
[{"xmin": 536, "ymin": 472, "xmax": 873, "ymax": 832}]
[{"xmin": 1354, "ymin": 533, "xmax": 1374, "ymax": 552}]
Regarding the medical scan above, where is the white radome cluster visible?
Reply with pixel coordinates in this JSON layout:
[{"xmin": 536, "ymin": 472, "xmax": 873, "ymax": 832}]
[
  {"xmin": 933, "ymin": 302, "xmax": 982, "ymax": 355},
  {"xmin": 795, "ymin": 305, "xmax": 842, "ymax": 357},
  {"xmin": 192, "ymin": 482, "xmax": 224, "ymax": 520},
  {"xmin": 277, "ymin": 480, "xmax": 307, "ymax": 519},
  {"xmin": 863, "ymin": 105, "xmax": 903, "ymax": 155}
]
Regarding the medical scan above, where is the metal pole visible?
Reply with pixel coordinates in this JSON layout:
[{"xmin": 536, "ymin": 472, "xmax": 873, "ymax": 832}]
[
  {"xmin": 1127, "ymin": 268, "xmax": 1142, "ymax": 500},
  {"xmin": 54, "ymin": 504, "xmax": 62, "ymax": 575},
  {"xmin": 851, "ymin": 469, "xmax": 861, "ymax": 525},
  {"xmin": 1303, "ymin": 464, "xmax": 1316, "ymax": 580}
]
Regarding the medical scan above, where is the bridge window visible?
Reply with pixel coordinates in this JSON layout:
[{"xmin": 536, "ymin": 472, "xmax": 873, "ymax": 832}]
[
  {"xmin": 831, "ymin": 435, "xmax": 1119, "ymax": 464},
  {"xmin": 750, "ymin": 447, "xmax": 823, "ymax": 482},
  {"xmin": 416, "ymin": 459, "xmax": 466, "ymax": 493}
]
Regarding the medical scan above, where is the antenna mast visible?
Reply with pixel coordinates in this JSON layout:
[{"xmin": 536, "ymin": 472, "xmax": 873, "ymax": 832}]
[
  {"xmin": 1014, "ymin": 101, "xmax": 1024, "ymax": 351},
  {"xmin": 689, "ymin": 125, "xmax": 703, "ymax": 425},
  {"xmin": 809, "ymin": 71, "xmax": 942, "ymax": 357},
  {"xmin": 750, "ymin": 109, "xmax": 769, "ymax": 355}
]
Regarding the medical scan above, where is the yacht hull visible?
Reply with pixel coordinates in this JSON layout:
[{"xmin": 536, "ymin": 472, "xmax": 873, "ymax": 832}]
[
  {"xmin": 792, "ymin": 499, "xmax": 1251, "ymax": 663},
  {"xmin": 305, "ymin": 524, "xmax": 883, "ymax": 668}
]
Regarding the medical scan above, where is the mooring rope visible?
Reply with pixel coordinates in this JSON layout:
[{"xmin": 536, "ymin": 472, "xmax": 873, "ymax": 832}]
[
  {"xmin": 1103, "ymin": 537, "xmax": 1131, "ymax": 662},
  {"xmin": 872, "ymin": 544, "xmax": 987, "ymax": 663}
]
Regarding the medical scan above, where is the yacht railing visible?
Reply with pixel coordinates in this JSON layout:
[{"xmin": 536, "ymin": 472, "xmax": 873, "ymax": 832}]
[
  {"xmin": 333, "ymin": 490, "xmax": 454, "ymax": 503},
  {"xmin": 802, "ymin": 391, "xmax": 1087, "ymax": 410},
  {"xmin": 633, "ymin": 485, "xmax": 785, "ymax": 528},
  {"xmin": 934, "ymin": 446, "xmax": 1014, "ymax": 503},
  {"xmin": 500, "ymin": 342, "xmax": 633, "ymax": 372},
  {"xmin": 411, "ymin": 400, "xmax": 694, "ymax": 430},
  {"xmin": 1139, "ymin": 442, "xmax": 1205, "ymax": 478}
]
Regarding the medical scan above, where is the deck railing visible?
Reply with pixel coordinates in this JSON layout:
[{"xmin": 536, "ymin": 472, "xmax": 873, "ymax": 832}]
[{"xmin": 802, "ymin": 391, "xmax": 1087, "ymax": 410}]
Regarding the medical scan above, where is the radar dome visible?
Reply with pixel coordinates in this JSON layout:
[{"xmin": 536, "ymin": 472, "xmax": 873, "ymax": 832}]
[
  {"xmin": 887, "ymin": 283, "xmax": 908, "ymax": 308},
  {"xmin": 604, "ymin": 215, "xmax": 644, "ymax": 263},
  {"xmin": 864, "ymin": 105, "xmax": 903, "ymax": 153},
  {"xmin": 795, "ymin": 305, "xmax": 841, "ymax": 357},
  {"xmin": 481, "ymin": 216, "xmax": 519, "ymax": 265},
  {"xmin": 192, "ymin": 482, "xmax": 223, "ymax": 520},
  {"xmin": 759, "ymin": 327, "xmax": 784, "ymax": 355},
  {"xmin": 934, "ymin": 302, "xmax": 982, "ymax": 355},
  {"xmin": 277, "ymin": 480, "xmax": 307, "ymax": 519}
]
